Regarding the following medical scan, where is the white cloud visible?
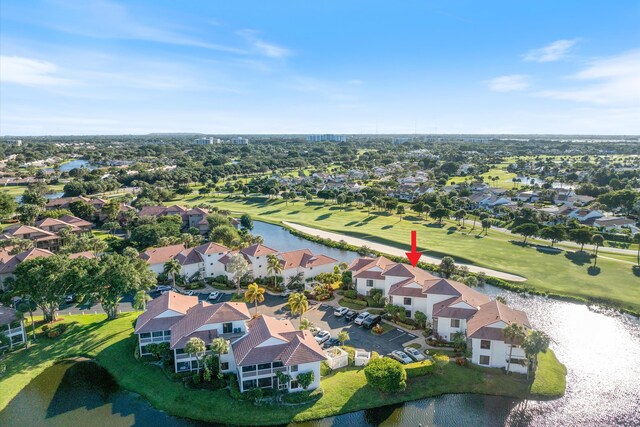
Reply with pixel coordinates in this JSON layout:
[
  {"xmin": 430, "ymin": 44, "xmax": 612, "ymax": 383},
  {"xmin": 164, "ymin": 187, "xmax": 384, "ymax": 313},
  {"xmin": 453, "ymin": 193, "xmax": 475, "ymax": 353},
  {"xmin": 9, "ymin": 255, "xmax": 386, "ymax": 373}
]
[
  {"xmin": 238, "ymin": 30, "xmax": 291, "ymax": 58},
  {"xmin": 536, "ymin": 50, "xmax": 640, "ymax": 105},
  {"xmin": 523, "ymin": 39, "xmax": 579, "ymax": 62},
  {"xmin": 486, "ymin": 75, "xmax": 530, "ymax": 92},
  {"xmin": 0, "ymin": 56, "xmax": 77, "ymax": 86}
]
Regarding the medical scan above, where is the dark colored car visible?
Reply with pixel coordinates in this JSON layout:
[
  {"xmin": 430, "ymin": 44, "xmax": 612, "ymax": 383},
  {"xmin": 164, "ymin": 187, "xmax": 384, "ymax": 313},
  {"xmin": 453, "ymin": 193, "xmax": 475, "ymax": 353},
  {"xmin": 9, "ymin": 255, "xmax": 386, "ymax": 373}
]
[
  {"xmin": 362, "ymin": 314, "xmax": 382, "ymax": 329},
  {"xmin": 323, "ymin": 337, "xmax": 340, "ymax": 349},
  {"xmin": 344, "ymin": 310, "xmax": 358, "ymax": 321}
]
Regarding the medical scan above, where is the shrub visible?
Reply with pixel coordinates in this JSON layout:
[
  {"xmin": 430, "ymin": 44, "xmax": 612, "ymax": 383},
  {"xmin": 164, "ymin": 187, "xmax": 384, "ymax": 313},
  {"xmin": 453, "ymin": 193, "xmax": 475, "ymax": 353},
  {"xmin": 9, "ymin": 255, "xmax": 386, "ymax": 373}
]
[
  {"xmin": 296, "ymin": 371, "xmax": 315, "ymax": 390},
  {"xmin": 282, "ymin": 388, "xmax": 323, "ymax": 404},
  {"xmin": 42, "ymin": 325, "xmax": 50, "ymax": 333},
  {"xmin": 47, "ymin": 329, "xmax": 61, "ymax": 339},
  {"xmin": 228, "ymin": 374, "xmax": 244, "ymax": 400},
  {"xmin": 405, "ymin": 360, "xmax": 435, "ymax": 378},
  {"xmin": 455, "ymin": 357, "xmax": 468, "ymax": 366},
  {"xmin": 340, "ymin": 297, "xmax": 367, "ymax": 308},
  {"xmin": 320, "ymin": 361, "xmax": 331, "ymax": 376},
  {"xmin": 371, "ymin": 324, "xmax": 384, "ymax": 335},
  {"xmin": 364, "ymin": 357, "xmax": 407, "ymax": 392},
  {"xmin": 433, "ymin": 354, "xmax": 450, "ymax": 372},
  {"xmin": 191, "ymin": 373, "xmax": 201, "ymax": 385},
  {"xmin": 344, "ymin": 290, "xmax": 357, "ymax": 299}
]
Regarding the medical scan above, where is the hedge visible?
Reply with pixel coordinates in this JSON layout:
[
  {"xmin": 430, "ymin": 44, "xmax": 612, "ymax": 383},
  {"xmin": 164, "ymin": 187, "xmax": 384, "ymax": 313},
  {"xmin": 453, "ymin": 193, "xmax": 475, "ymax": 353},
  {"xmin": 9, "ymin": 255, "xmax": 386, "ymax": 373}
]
[
  {"xmin": 339, "ymin": 297, "xmax": 367, "ymax": 308},
  {"xmin": 405, "ymin": 360, "xmax": 435, "ymax": 378},
  {"xmin": 364, "ymin": 357, "xmax": 407, "ymax": 392}
]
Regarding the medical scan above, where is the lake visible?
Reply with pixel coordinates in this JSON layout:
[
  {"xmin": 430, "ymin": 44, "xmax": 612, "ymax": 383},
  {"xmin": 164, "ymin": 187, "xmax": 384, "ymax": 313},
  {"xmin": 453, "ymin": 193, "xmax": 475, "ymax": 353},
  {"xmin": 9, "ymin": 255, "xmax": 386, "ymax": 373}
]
[{"xmin": 2, "ymin": 221, "xmax": 639, "ymax": 426}]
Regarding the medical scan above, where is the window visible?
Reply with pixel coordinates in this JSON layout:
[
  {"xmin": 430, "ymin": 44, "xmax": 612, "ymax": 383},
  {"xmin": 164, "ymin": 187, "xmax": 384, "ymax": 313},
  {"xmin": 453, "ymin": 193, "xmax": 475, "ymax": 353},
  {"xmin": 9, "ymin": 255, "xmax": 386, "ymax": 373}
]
[
  {"xmin": 273, "ymin": 361, "xmax": 283, "ymax": 368},
  {"xmin": 290, "ymin": 380, "xmax": 299, "ymax": 389},
  {"xmin": 366, "ymin": 279, "xmax": 373, "ymax": 287},
  {"xmin": 242, "ymin": 365, "xmax": 256, "ymax": 372},
  {"xmin": 164, "ymin": 330, "xmax": 171, "ymax": 336},
  {"xmin": 221, "ymin": 362, "xmax": 229, "ymax": 371},
  {"xmin": 450, "ymin": 319, "xmax": 460, "ymax": 328},
  {"xmin": 223, "ymin": 322, "xmax": 233, "ymax": 334},
  {"xmin": 405, "ymin": 310, "xmax": 412, "ymax": 318},
  {"xmin": 290, "ymin": 365, "xmax": 298, "ymax": 372},
  {"xmin": 258, "ymin": 363, "xmax": 271, "ymax": 370},
  {"xmin": 177, "ymin": 362, "xmax": 190, "ymax": 372},
  {"xmin": 152, "ymin": 331, "xmax": 163, "ymax": 337},
  {"xmin": 479, "ymin": 355, "xmax": 490, "ymax": 366},
  {"xmin": 403, "ymin": 297, "xmax": 412, "ymax": 305},
  {"xmin": 258, "ymin": 377, "xmax": 272, "ymax": 388},
  {"xmin": 140, "ymin": 333, "xmax": 151, "ymax": 339},
  {"xmin": 242, "ymin": 379, "xmax": 257, "ymax": 390},
  {"xmin": 480, "ymin": 340, "xmax": 491, "ymax": 349},
  {"xmin": 175, "ymin": 349, "xmax": 185, "ymax": 355}
]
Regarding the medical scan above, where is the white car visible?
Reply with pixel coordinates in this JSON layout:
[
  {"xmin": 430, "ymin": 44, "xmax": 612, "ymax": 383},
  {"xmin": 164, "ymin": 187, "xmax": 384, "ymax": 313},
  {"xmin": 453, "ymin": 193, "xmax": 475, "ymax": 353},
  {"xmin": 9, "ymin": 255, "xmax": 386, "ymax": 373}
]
[
  {"xmin": 334, "ymin": 307, "xmax": 349, "ymax": 317},
  {"xmin": 208, "ymin": 291, "xmax": 220, "ymax": 300},
  {"xmin": 390, "ymin": 350, "xmax": 413, "ymax": 364},
  {"xmin": 155, "ymin": 285, "xmax": 171, "ymax": 293},
  {"xmin": 354, "ymin": 311, "xmax": 371, "ymax": 325},
  {"xmin": 404, "ymin": 347, "xmax": 425, "ymax": 362},
  {"xmin": 281, "ymin": 289, "xmax": 294, "ymax": 298},
  {"xmin": 184, "ymin": 290, "xmax": 196, "ymax": 296},
  {"xmin": 314, "ymin": 330, "xmax": 330, "ymax": 344}
]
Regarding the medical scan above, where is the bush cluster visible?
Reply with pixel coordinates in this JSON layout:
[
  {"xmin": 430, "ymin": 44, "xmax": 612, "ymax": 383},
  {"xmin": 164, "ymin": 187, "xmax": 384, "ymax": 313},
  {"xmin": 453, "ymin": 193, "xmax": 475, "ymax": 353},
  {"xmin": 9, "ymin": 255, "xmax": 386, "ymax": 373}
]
[
  {"xmin": 405, "ymin": 359, "xmax": 435, "ymax": 378},
  {"xmin": 364, "ymin": 357, "xmax": 407, "ymax": 392}
]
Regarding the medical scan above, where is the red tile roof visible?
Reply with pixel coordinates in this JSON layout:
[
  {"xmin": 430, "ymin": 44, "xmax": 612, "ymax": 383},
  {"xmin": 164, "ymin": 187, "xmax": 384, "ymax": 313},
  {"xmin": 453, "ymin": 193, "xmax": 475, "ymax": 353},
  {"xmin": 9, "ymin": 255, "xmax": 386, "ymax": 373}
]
[
  {"xmin": 467, "ymin": 300, "xmax": 530, "ymax": 341},
  {"xmin": 139, "ymin": 244, "xmax": 187, "ymax": 265},
  {"xmin": 240, "ymin": 244, "xmax": 278, "ymax": 258},
  {"xmin": 279, "ymin": 249, "xmax": 337, "ymax": 269},
  {"xmin": 134, "ymin": 291, "xmax": 199, "ymax": 334}
]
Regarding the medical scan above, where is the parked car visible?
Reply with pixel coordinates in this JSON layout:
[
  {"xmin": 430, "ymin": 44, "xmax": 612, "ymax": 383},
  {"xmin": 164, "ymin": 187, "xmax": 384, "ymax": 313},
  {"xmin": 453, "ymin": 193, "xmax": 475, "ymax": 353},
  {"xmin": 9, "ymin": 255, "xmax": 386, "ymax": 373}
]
[
  {"xmin": 354, "ymin": 311, "xmax": 371, "ymax": 325},
  {"xmin": 334, "ymin": 307, "xmax": 349, "ymax": 317},
  {"xmin": 323, "ymin": 337, "xmax": 340, "ymax": 349},
  {"xmin": 309, "ymin": 326, "xmax": 320, "ymax": 336},
  {"xmin": 404, "ymin": 347, "xmax": 426, "ymax": 362},
  {"xmin": 280, "ymin": 289, "xmax": 294, "ymax": 298},
  {"xmin": 389, "ymin": 350, "xmax": 413, "ymax": 364},
  {"xmin": 362, "ymin": 314, "xmax": 382, "ymax": 329},
  {"xmin": 184, "ymin": 290, "xmax": 196, "ymax": 296},
  {"xmin": 64, "ymin": 294, "xmax": 75, "ymax": 303},
  {"xmin": 315, "ymin": 330, "xmax": 330, "ymax": 344},
  {"xmin": 155, "ymin": 285, "xmax": 171, "ymax": 293},
  {"xmin": 208, "ymin": 291, "xmax": 220, "ymax": 300},
  {"xmin": 344, "ymin": 310, "xmax": 358, "ymax": 321}
]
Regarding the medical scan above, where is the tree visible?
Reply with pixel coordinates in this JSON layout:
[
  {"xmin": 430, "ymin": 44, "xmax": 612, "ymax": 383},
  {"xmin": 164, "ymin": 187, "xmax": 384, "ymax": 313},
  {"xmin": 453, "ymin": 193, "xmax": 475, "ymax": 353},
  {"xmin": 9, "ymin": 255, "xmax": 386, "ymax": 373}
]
[
  {"xmin": 240, "ymin": 214, "xmax": 253, "ymax": 231},
  {"xmin": 439, "ymin": 256, "xmax": 456, "ymax": 278},
  {"xmin": 455, "ymin": 209, "xmax": 466, "ymax": 227},
  {"xmin": 68, "ymin": 200, "xmax": 96, "ymax": 221},
  {"xmin": 512, "ymin": 223, "xmax": 539, "ymax": 244},
  {"xmin": 496, "ymin": 295, "xmax": 507, "ymax": 304},
  {"xmin": 414, "ymin": 311, "xmax": 427, "ymax": 329},
  {"xmin": 163, "ymin": 259, "xmax": 182, "ymax": 289},
  {"xmin": 102, "ymin": 200, "xmax": 120, "ymax": 223},
  {"xmin": 210, "ymin": 337, "xmax": 229, "ymax": 377},
  {"xmin": 299, "ymin": 318, "xmax": 314, "ymax": 331},
  {"xmin": 185, "ymin": 337, "xmax": 206, "ymax": 373},
  {"xmin": 396, "ymin": 205, "xmax": 405, "ymax": 221},
  {"xmin": 91, "ymin": 254, "xmax": 156, "ymax": 320},
  {"xmin": 364, "ymin": 200, "xmax": 373, "ymax": 214},
  {"xmin": 481, "ymin": 218, "xmax": 492, "ymax": 235},
  {"xmin": 337, "ymin": 331, "xmax": 350, "ymax": 346},
  {"xmin": 209, "ymin": 224, "xmax": 241, "ymax": 247},
  {"xmin": 539, "ymin": 225, "xmax": 566, "ymax": 247},
  {"xmin": 21, "ymin": 185, "xmax": 47, "ymax": 208},
  {"xmin": 17, "ymin": 204, "xmax": 41, "ymax": 225},
  {"xmin": 591, "ymin": 234, "xmax": 605, "ymax": 267},
  {"xmin": 288, "ymin": 292, "xmax": 309, "ymax": 320},
  {"xmin": 133, "ymin": 290, "xmax": 151, "ymax": 311},
  {"xmin": 226, "ymin": 253, "xmax": 250, "ymax": 294},
  {"xmin": 634, "ymin": 233, "xmax": 640, "ymax": 266},
  {"xmin": 364, "ymin": 357, "xmax": 407, "ymax": 392},
  {"xmin": 503, "ymin": 323, "xmax": 526, "ymax": 374},
  {"xmin": 244, "ymin": 282, "xmax": 265, "ymax": 315},
  {"xmin": 568, "ymin": 228, "xmax": 593, "ymax": 252},
  {"xmin": 13, "ymin": 255, "xmax": 75, "ymax": 322},
  {"xmin": 0, "ymin": 193, "xmax": 17, "ymax": 219},
  {"xmin": 430, "ymin": 206, "xmax": 450, "ymax": 224},
  {"xmin": 266, "ymin": 254, "xmax": 284, "ymax": 289},
  {"xmin": 522, "ymin": 329, "xmax": 550, "ymax": 379},
  {"xmin": 16, "ymin": 299, "xmax": 37, "ymax": 344}
]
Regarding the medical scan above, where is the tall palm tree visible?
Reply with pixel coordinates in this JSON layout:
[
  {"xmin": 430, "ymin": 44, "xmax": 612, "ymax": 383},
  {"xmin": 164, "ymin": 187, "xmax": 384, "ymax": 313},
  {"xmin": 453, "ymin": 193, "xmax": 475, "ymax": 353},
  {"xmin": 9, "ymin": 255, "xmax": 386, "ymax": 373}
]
[
  {"xmin": 210, "ymin": 337, "xmax": 229, "ymax": 377},
  {"xmin": 133, "ymin": 290, "xmax": 151, "ymax": 311},
  {"xmin": 337, "ymin": 331, "xmax": 350, "ymax": 347},
  {"xmin": 244, "ymin": 282, "xmax": 265, "ymax": 315},
  {"xmin": 299, "ymin": 318, "xmax": 314, "ymax": 331},
  {"xmin": 163, "ymin": 259, "xmax": 182, "ymax": 289},
  {"xmin": 266, "ymin": 254, "xmax": 284, "ymax": 289},
  {"xmin": 503, "ymin": 323, "xmax": 526, "ymax": 374},
  {"xmin": 591, "ymin": 234, "xmax": 604, "ymax": 267},
  {"xmin": 185, "ymin": 337, "xmax": 206, "ymax": 373},
  {"xmin": 288, "ymin": 292, "xmax": 309, "ymax": 321}
]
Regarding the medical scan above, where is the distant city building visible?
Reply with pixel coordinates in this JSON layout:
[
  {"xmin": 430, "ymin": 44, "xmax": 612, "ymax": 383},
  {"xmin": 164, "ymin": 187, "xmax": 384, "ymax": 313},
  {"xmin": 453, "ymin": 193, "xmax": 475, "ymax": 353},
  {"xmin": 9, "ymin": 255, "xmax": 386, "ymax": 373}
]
[
  {"xmin": 306, "ymin": 134, "xmax": 347, "ymax": 142},
  {"xmin": 231, "ymin": 137, "xmax": 249, "ymax": 145},
  {"xmin": 392, "ymin": 137, "xmax": 410, "ymax": 144},
  {"xmin": 194, "ymin": 137, "xmax": 220, "ymax": 145},
  {"xmin": 6, "ymin": 139, "xmax": 22, "ymax": 146}
]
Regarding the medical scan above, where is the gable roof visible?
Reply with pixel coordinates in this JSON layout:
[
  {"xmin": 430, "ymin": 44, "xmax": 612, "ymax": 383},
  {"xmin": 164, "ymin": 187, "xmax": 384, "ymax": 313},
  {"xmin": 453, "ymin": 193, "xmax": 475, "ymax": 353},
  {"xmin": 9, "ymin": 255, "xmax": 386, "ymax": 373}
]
[
  {"xmin": 279, "ymin": 249, "xmax": 337, "ymax": 269},
  {"xmin": 139, "ymin": 244, "xmax": 187, "ymax": 265},
  {"xmin": 240, "ymin": 244, "xmax": 278, "ymax": 258},
  {"xmin": 467, "ymin": 300, "xmax": 530, "ymax": 341},
  {"xmin": 232, "ymin": 315, "xmax": 325, "ymax": 366},
  {"xmin": 0, "ymin": 305, "xmax": 20, "ymax": 326},
  {"xmin": 193, "ymin": 242, "xmax": 229, "ymax": 255},
  {"xmin": 134, "ymin": 291, "xmax": 199, "ymax": 334},
  {"xmin": 0, "ymin": 248, "xmax": 55, "ymax": 275}
]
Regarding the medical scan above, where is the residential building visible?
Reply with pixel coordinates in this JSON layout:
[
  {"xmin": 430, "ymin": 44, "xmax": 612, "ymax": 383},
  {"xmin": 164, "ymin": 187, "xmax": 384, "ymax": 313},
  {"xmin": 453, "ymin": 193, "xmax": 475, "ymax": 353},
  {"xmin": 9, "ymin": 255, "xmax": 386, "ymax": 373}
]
[
  {"xmin": 277, "ymin": 249, "xmax": 338, "ymax": 284},
  {"xmin": 0, "ymin": 225, "xmax": 62, "ymax": 252},
  {"xmin": 138, "ymin": 205, "xmax": 213, "ymax": 235},
  {"xmin": 139, "ymin": 242, "xmax": 230, "ymax": 280},
  {"xmin": 194, "ymin": 137, "xmax": 221, "ymax": 145},
  {"xmin": 231, "ymin": 137, "xmax": 249, "ymax": 145},
  {"xmin": 0, "ymin": 305, "xmax": 27, "ymax": 349},
  {"xmin": 307, "ymin": 134, "xmax": 347, "ymax": 142},
  {"xmin": 593, "ymin": 217, "xmax": 638, "ymax": 235},
  {"xmin": 220, "ymin": 244, "xmax": 279, "ymax": 279},
  {"xmin": 134, "ymin": 292, "xmax": 324, "ymax": 393},
  {"xmin": 392, "ymin": 137, "xmax": 410, "ymax": 144},
  {"xmin": 45, "ymin": 196, "xmax": 107, "ymax": 211},
  {"xmin": 567, "ymin": 208, "xmax": 604, "ymax": 224},
  {"xmin": 35, "ymin": 215, "xmax": 93, "ymax": 234}
]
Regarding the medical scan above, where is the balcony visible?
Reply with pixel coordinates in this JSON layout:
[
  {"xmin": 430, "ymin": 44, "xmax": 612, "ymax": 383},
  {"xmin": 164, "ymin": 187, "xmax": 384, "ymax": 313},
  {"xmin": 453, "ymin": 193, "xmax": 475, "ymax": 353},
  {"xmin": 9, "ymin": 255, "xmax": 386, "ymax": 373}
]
[
  {"xmin": 241, "ymin": 366, "xmax": 287, "ymax": 378},
  {"xmin": 175, "ymin": 350, "xmax": 211, "ymax": 361},
  {"xmin": 7, "ymin": 327, "xmax": 24, "ymax": 336},
  {"xmin": 140, "ymin": 336, "xmax": 170, "ymax": 345}
]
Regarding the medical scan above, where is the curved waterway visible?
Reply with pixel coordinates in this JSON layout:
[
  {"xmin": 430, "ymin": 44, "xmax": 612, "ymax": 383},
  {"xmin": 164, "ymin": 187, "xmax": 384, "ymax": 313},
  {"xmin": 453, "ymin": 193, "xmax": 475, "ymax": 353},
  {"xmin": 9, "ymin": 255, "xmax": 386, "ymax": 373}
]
[{"xmin": 2, "ymin": 221, "xmax": 639, "ymax": 426}]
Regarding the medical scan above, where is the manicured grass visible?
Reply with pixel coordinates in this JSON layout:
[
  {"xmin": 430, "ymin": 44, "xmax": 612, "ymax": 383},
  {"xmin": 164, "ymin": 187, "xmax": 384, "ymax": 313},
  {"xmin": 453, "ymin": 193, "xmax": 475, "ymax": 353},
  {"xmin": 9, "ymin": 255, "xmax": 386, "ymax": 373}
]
[
  {"xmin": 0, "ymin": 315, "xmax": 565, "ymax": 425},
  {"xmin": 338, "ymin": 298, "xmax": 367, "ymax": 310},
  {"xmin": 530, "ymin": 350, "xmax": 567, "ymax": 398},
  {"xmin": 0, "ymin": 183, "xmax": 65, "ymax": 198},
  {"xmin": 173, "ymin": 195, "xmax": 640, "ymax": 314}
]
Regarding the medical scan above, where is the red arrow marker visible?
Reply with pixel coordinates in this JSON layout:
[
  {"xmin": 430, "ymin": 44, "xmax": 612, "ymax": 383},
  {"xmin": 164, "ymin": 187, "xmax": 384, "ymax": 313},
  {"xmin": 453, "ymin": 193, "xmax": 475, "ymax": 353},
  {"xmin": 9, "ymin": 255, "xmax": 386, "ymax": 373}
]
[{"xmin": 405, "ymin": 230, "xmax": 422, "ymax": 267}]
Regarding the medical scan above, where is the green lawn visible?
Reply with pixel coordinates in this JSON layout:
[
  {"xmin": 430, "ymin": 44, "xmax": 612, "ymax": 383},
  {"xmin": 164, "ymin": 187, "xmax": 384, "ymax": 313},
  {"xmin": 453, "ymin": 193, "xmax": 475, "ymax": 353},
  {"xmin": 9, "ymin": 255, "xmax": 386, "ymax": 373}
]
[
  {"xmin": 170, "ymin": 194, "xmax": 640, "ymax": 315},
  {"xmin": 0, "ymin": 183, "xmax": 65, "ymax": 198},
  {"xmin": 530, "ymin": 350, "xmax": 567, "ymax": 397},
  {"xmin": 0, "ymin": 314, "xmax": 565, "ymax": 425}
]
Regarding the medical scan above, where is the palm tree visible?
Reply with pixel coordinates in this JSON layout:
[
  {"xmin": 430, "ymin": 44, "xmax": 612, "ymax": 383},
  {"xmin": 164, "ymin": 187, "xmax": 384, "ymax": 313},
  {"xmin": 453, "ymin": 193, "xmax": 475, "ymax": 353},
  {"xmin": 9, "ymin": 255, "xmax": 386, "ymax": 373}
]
[
  {"xmin": 133, "ymin": 290, "xmax": 151, "ymax": 311},
  {"xmin": 299, "ymin": 318, "xmax": 314, "ymax": 331},
  {"xmin": 226, "ymin": 253, "xmax": 250, "ymax": 294},
  {"xmin": 591, "ymin": 234, "xmax": 604, "ymax": 267},
  {"xmin": 244, "ymin": 282, "xmax": 265, "ymax": 315},
  {"xmin": 503, "ymin": 323, "xmax": 526, "ymax": 375},
  {"xmin": 163, "ymin": 259, "xmax": 181, "ymax": 289},
  {"xmin": 337, "ymin": 331, "xmax": 350, "ymax": 347},
  {"xmin": 288, "ymin": 292, "xmax": 309, "ymax": 321},
  {"xmin": 266, "ymin": 254, "xmax": 284, "ymax": 289},
  {"xmin": 185, "ymin": 337, "xmax": 206, "ymax": 373},
  {"xmin": 210, "ymin": 337, "xmax": 229, "ymax": 377},
  {"xmin": 455, "ymin": 209, "xmax": 466, "ymax": 227},
  {"xmin": 396, "ymin": 205, "xmax": 405, "ymax": 221},
  {"xmin": 522, "ymin": 330, "xmax": 550, "ymax": 379}
]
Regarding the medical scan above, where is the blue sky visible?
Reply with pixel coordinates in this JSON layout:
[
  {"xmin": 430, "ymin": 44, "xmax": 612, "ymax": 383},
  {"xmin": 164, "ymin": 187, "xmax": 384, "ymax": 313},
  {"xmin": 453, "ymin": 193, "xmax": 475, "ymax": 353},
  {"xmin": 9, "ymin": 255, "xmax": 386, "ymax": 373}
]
[{"xmin": 1, "ymin": 0, "xmax": 639, "ymax": 135}]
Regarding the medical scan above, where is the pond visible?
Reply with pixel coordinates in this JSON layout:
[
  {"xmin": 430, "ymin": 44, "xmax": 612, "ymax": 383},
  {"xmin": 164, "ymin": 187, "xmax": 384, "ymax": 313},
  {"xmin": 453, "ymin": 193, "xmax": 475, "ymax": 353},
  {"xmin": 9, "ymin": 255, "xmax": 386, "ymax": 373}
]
[
  {"xmin": 2, "ymin": 222, "xmax": 640, "ymax": 426},
  {"xmin": 45, "ymin": 159, "xmax": 98, "ymax": 173}
]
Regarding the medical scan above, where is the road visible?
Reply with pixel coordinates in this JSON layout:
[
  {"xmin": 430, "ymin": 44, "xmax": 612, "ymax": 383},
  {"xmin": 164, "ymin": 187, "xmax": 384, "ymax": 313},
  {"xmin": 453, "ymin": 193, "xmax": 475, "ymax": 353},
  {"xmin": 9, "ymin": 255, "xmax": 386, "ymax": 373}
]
[{"xmin": 282, "ymin": 221, "xmax": 527, "ymax": 282}]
